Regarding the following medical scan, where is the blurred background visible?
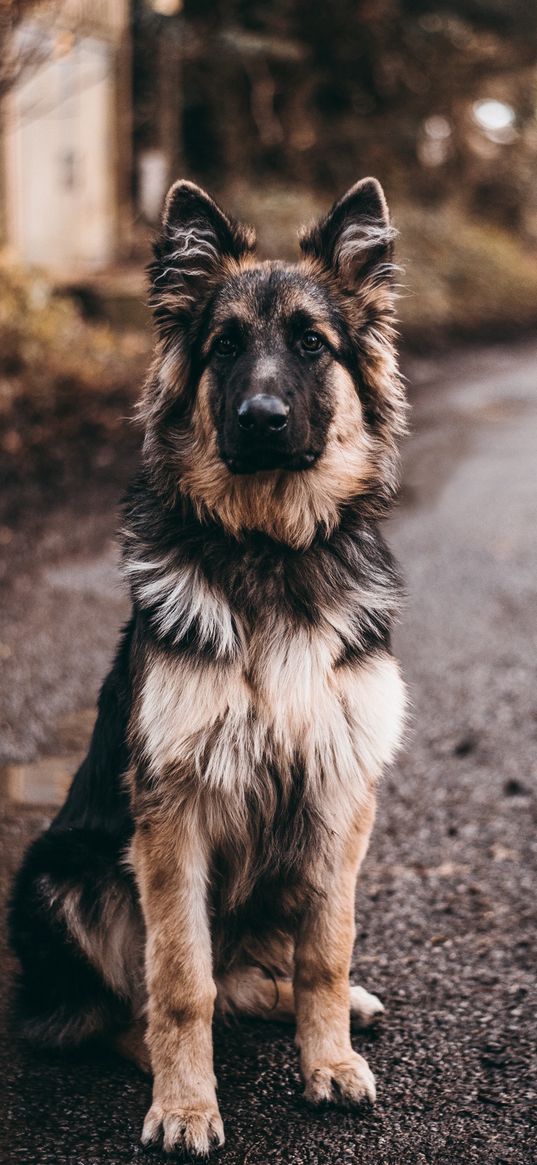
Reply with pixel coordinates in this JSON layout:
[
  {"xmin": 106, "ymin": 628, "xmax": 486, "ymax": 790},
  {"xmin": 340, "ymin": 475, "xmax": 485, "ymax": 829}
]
[
  {"xmin": 1, "ymin": 7, "xmax": 536, "ymax": 1163},
  {"xmin": 2, "ymin": 0, "xmax": 537, "ymax": 497}
]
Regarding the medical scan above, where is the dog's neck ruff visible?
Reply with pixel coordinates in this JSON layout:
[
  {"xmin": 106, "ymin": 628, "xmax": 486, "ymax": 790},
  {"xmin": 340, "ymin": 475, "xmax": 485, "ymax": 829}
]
[
  {"xmin": 124, "ymin": 549, "xmax": 240, "ymax": 661},
  {"xmin": 121, "ymin": 480, "xmax": 402, "ymax": 666}
]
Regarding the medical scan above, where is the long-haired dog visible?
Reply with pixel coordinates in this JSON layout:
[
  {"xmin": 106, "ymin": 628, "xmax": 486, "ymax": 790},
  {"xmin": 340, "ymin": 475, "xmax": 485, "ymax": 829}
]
[{"xmin": 9, "ymin": 178, "xmax": 407, "ymax": 1156}]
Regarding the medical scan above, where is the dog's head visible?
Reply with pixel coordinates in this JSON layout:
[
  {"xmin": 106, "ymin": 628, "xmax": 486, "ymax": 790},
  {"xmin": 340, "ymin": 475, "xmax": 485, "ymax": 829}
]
[{"xmin": 142, "ymin": 180, "xmax": 406, "ymax": 547}]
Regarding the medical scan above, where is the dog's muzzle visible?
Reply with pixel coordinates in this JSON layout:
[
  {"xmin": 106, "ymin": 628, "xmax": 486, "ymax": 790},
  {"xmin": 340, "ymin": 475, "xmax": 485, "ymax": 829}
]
[{"xmin": 221, "ymin": 386, "xmax": 319, "ymax": 475}]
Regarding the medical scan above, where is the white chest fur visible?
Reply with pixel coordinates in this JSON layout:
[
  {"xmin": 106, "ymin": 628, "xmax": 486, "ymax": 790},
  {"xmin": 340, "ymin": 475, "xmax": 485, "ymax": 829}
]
[{"xmin": 138, "ymin": 612, "xmax": 406, "ymax": 813}]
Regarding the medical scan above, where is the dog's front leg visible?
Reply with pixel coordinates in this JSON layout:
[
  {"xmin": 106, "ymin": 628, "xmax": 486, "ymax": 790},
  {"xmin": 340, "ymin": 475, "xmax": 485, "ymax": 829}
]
[
  {"xmin": 294, "ymin": 802, "xmax": 377, "ymax": 1107},
  {"xmin": 132, "ymin": 815, "xmax": 224, "ymax": 1156}
]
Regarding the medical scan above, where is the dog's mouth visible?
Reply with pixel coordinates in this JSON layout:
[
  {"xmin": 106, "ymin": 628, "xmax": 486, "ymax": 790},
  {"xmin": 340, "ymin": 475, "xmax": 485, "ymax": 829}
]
[{"xmin": 221, "ymin": 449, "xmax": 320, "ymax": 475}]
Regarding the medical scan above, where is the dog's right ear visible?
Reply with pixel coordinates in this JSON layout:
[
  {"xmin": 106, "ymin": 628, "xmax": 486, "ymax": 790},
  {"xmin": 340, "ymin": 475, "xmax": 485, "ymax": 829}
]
[{"xmin": 149, "ymin": 181, "xmax": 256, "ymax": 336}]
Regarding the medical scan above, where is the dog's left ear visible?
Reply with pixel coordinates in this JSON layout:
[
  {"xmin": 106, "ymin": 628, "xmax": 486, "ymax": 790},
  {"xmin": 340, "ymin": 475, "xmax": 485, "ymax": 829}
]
[
  {"xmin": 299, "ymin": 178, "xmax": 395, "ymax": 289},
  {"xmin": 149, "ymin": 181, "xmax": 256, "ymax": 332}
]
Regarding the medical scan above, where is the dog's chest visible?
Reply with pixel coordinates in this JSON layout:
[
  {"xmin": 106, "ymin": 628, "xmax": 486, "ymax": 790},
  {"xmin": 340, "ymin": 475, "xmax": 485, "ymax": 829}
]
[{"xmin": 137, "ymin": 594, "xmax": 405, "ymax": 809}]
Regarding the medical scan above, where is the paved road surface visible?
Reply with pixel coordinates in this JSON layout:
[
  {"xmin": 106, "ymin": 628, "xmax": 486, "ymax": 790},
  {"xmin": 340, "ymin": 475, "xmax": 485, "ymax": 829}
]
[{"xmin": 1, "ymin": 342, "xmax": 536, "ymax": 1164}]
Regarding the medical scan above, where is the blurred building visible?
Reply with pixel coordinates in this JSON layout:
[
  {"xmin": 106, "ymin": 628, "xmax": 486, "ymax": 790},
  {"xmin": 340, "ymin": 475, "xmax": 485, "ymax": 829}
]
[{"xmin": 1, "ymin": 0, "xmax": 132, "ymax": 272}]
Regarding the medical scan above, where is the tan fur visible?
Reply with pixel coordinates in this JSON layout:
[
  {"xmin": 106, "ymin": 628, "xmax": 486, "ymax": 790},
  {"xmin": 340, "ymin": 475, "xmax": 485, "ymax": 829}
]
[
  {"xmin": 294, "ymin": 797, "xmax": 378, "ymax": 1105},
  {"xmin": 10, "ymin": 182, "xmax": 409, "ymax": 1159},
  {"xmin": 216, "ymin": 966, "xmax": 384, "ymax": 1028},
  {"xmin": 126, "ymin": 180, "xmax": 408, "ymax": 1150},
  {"xmin": 301, "ymin": 252, "xmax": 408, "ymax": 498},
  {"xmin": 114, "ymin": 970, "xmax": 384, "ymax": 1080},
  {"xmin": 131, "ymin": 809, "xmax": 225, "ymax": 1156},
  {"xmin": 61, "ymin": 886, "xmax": 142, "ymax": 1001},
  {"xmin": 216, "ymin": 966, "xmax": 296, "ymax": 1022},
  {"xmin": 178, "ymin": 362, "xmax": 374, "ymax": 549},
  {"xmin": 131, "ymin": 647, "xmax": 404, "ymax": 1138}
]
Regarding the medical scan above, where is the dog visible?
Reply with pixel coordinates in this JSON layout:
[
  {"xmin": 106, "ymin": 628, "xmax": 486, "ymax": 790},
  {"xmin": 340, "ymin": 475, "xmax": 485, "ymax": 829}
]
[{"xmin": 9, "ymin": 177, "xmax": 407, "ymax": 1156}]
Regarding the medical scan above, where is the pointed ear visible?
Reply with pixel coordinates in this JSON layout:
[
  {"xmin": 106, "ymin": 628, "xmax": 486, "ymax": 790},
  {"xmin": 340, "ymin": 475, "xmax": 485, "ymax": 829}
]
[
  {"xmin": 299, "ymin": 178, "xmax": 395, "ymax": 289},
  {"xmin": 149, "ymin": 180, "xmax": 256, "ymax": 333}
]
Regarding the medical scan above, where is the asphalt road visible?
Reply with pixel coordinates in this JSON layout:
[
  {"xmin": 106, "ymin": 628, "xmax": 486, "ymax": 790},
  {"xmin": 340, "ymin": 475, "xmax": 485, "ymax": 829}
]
[{"xmin": 1, "ymin": 341, "xmax": 536, "ymax": 1165}]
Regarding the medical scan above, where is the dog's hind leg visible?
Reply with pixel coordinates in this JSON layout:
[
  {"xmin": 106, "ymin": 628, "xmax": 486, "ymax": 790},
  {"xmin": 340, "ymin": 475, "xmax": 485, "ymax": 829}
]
[
  {"xmin": 9, "ymin": 621, "xmax": 140, "ymax": 1050},
  {"xmin": 216, "ymin": 965, "xmax": 295, "ymax": 1022},
  {"xmin": 216, "ymin": 966, "xmax": 384, "ymax": 1028},
  {"xmin": 349, "ymin": 984, "xmax": 385, "ymax": 1027},
  {"xmin": 9, "ymin": 826, "xmax": 142, "ymax": 1049}
]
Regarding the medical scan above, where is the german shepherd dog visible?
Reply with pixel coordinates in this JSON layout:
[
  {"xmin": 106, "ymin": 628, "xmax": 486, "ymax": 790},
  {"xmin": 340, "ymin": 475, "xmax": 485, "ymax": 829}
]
[{"xmin": 9, "ymin": 178, "xmax": 407, "ymax": 1156}]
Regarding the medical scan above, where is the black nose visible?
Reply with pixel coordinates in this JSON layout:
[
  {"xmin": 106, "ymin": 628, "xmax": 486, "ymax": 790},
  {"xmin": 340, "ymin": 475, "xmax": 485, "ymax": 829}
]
[{"xmin": 237, "ymin": 394, "xmax": 289, "ymax": 435}]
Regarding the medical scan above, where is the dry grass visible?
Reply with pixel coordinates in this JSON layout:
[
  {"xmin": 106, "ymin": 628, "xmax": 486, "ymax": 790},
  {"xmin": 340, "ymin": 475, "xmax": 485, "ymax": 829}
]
[
  {"xmin": 397, "ymin": 203, "xmax": 537, "ymax": 345},
  {"xmin": 0, "ymin": 261, "xmax": 150, "ymax": 493}
]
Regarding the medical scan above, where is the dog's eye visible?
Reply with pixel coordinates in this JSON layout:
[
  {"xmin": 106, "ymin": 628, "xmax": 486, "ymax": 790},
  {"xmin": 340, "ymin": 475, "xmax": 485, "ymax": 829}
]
[
  {"xmin": 301, "ymin": 330, "xmax": 324, "ymax": 353},
  {"xmin": 214, "ymin": 336, "xmax": 238, "ymax": 358}
]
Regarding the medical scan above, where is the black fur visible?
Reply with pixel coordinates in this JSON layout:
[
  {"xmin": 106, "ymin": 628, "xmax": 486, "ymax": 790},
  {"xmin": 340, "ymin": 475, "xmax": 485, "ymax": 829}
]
[
  {"xmin": 9, "ymin": 179, "xmax": 405, "ymax": 1056},
  {"xmin": 206, "ymin": 268, "xmax": 338, "ymax": 473},
  {"xmin": 8, "ymin": 623, "xmax": 137, "ymax": 1045},
  {"xmin": 123, "ymin": 473, "xmax": 399, "ymax": 659}
]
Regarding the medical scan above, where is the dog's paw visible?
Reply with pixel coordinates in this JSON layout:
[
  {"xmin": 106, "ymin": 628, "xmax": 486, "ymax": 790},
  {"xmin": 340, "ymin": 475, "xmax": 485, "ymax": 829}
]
[
  {"xmin": 141, "ymin": 1102, "xmax": 225, "ymax": 1156},
  {"xmin": 304, "ymin": 1052, "xmax": 376, "ymax": 1107},
  {"xmin": 350, "ymin": 985, "xmax": 385, "ymax": 1029}
]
